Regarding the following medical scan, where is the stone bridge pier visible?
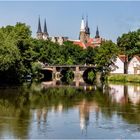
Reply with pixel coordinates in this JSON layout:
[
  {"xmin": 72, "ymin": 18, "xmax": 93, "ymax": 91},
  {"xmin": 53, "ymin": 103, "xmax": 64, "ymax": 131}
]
[{"xmin": 73, "ymin": 66, "xmax": 84, "ymax": 79}]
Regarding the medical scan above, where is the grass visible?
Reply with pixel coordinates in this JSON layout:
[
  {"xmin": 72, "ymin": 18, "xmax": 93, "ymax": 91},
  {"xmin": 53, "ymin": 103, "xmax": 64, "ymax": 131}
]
[{"xmin": 108, "ymin": 74, "xmax": 140, "ymax": 83}]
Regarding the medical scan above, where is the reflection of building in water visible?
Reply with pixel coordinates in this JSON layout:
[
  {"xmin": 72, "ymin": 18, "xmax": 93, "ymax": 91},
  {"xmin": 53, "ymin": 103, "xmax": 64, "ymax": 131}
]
[
  {"xmin": 128, "ymin": 85, "xmax": 140, "ymax": 104},
  {"xmin": 57, "ymin": 103, "xmax": 63, "ymax": 113},
  {"xmin": 109, "ymin": 84, "xmax": 127, "ymax": 104},
  {"xmin": 78, "ymin": 99, "xmax": 99, "ymax": 134},
  {"xmin": 108, "ymin": 84, "xmax": 140, "ymax": 105},
  {"xmin": 79, "ymin": 100, "xmax": 90, "ymax": 132},
  {"xmin": 36, "ymin": 108, "xmax": 48, "ymax": 135},
  {"xmin": 50, "ymin": 103, "xmax": 63, "ymax": 113},
  {"xmin": 36, "ymin": 108, "xmax": 48, "ymax": 124},
  {"xmin": 109, "ymin": 84, "xmax": 124, "ymax": 103}
]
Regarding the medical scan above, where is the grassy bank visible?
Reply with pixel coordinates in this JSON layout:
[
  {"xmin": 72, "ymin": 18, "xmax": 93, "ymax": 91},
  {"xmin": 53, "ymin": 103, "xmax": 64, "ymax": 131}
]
[{"xmin": 108, "ymin": 74, "xmax": 140, "ymax": 83}]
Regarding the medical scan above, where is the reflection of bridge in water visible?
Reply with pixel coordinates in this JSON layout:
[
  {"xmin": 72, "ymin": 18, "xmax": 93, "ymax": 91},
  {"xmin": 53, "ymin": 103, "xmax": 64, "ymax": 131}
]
[{"xmin": 41, "ymin": 79, "xmax": 96, "ymax": 91}]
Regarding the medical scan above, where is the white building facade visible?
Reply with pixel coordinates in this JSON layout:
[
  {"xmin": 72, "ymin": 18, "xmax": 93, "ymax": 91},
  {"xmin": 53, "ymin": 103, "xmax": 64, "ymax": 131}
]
[
  {"xmin": 110, "ymin": 55, "xmax": 126, "ymax": 74},
  {"xmin": 128, "ymin": 56, "xmax": 140, "ymax": 74}
]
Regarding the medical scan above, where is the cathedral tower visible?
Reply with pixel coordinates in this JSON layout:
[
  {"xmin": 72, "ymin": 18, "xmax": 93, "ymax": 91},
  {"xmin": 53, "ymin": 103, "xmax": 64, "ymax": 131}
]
[
  {"xmin": 43, "ymin": 19, "xmax": 49, "ymax": 40},
  {"xmin": 79, "ymin": 16, "xmax": 86, "ymax": 43},
  {"xmin": 95, "ymin": 26, "xmax": 100, "ymax": 38},
  {"xmin": 37, "ymin": 16, "xmax": 43, "ymax": 39},
  {"xmin": 85, "ymin": 15, "xmax": 90, "ymax": 41}
]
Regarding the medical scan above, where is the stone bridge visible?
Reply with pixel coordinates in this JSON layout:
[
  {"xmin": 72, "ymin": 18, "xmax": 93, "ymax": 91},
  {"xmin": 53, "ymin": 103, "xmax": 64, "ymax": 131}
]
[{"xmin": 41, "ymin": 65, "xmax": 96, "ymax": 80}]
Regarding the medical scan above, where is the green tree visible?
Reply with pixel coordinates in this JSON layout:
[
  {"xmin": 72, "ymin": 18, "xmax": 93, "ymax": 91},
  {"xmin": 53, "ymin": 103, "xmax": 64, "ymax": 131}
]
[
  {"xmin": 117, "ymin": 30, "xmax": 140, "ymax": 60},
  {"xmin": 0, "ymin": 29, "xmax": 21, "ymax": 83},
  {"xmin": 95, "ymin": 40, "xmax": 119, "ymax": 79},
  {"xmin": 84, "ymin": 46, "xmax": 96, "ymax": 65}
]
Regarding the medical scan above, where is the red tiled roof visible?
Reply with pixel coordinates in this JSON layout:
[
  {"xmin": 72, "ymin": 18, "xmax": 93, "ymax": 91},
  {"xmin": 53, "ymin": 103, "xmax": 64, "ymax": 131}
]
[
  {"xmin": 73, "ymin": 41, "xmax": 86, "ymax": 49},
  {"xmin": 88, "ymin": 38, "xmax": 102, "ymax": 44},
  {"xmin": 73, "ymin": 37, "xmax": 104, "ymax": 49}
]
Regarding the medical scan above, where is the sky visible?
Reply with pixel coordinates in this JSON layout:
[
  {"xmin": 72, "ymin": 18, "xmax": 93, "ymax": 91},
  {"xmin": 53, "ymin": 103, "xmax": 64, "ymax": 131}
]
[{"xmin": 0, "ymin": 1, "xmax": 140, "ymax": 42}]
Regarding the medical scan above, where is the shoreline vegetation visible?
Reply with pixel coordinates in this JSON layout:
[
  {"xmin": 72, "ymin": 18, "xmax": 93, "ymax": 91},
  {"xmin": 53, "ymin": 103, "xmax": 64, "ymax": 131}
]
[{"xmin": 108, "ymin": 74, "xmax": 140, "ymax": 83}]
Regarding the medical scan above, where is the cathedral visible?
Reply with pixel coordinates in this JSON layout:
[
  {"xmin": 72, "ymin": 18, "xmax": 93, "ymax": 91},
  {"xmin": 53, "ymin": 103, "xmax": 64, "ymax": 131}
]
[
  {"xmin": 36, "ymin": 16, "xmax": 104, "ymax": 48},
  {"xmin": 36, "ymin": 16, "xmax": 68, "ymax": 45},
  {"xmin": 72, "ymin": 16, "xmax": 104, "ymax": 49}
]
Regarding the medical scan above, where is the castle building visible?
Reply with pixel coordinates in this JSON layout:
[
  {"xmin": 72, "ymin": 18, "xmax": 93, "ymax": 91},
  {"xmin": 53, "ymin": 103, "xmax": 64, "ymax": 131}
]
[
  {"xmin": 72, "ymin": 16, "xmax": 104, "ymax": 49},
  {"xmin": 36, "ymin": 16, "xmax": 68, "ymax": 45}
]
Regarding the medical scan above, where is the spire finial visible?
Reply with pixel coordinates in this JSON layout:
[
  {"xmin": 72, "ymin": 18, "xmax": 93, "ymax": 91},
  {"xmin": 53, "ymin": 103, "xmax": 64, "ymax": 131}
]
[{"xmin": 37, "ymin": 15, "xmax": 42, "ymax": 33}]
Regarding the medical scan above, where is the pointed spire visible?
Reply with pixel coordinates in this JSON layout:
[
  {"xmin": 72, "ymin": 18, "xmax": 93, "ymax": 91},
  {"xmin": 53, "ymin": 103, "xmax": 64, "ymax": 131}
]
[
  {"xmin": 37, "ymin": 16, "xmax": 42, "ymax": 33},
  {"xmin": 85, "ymin": 15, "xmax": 90, "ymax": 34},
  {"xmin": 86, "ymin": 15, "xmax": 88, "ymax": 28},
  {"xmin": 95, "ymin": 26, "xmax": 100, "ymax": 38},
  {"xmin": 80, "ymin": 16, "xmax": 85, "ymax": 32},
  {"xmin": 44, "ymin": 18, "xmax": 48, "ymax": 36}
]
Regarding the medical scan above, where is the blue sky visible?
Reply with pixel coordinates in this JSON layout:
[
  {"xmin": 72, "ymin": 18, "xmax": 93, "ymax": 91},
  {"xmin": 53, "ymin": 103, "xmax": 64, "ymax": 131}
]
[{"xmin": 0, "ymin": 1, "xmax": 140, "ymax": 42}]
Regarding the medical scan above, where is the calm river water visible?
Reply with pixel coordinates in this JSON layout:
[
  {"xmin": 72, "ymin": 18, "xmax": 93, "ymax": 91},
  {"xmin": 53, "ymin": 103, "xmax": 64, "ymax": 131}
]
[{"xmin": 0, "ymin": 82, "xmax": 140, "ymax": 139}]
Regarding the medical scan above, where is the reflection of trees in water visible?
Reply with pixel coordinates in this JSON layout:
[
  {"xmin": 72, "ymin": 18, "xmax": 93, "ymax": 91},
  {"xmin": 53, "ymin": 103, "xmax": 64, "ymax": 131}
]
[
  {"xmin": 22, "ymin": 83, "xmax": 140, "ymax": 128},
  {"xmin": 0, "ymin": 86, "xmax": 30, "ymax": 139},
  {"xmin": 1, "ymin": 83, "xmax": 140, "ymax": 138}
]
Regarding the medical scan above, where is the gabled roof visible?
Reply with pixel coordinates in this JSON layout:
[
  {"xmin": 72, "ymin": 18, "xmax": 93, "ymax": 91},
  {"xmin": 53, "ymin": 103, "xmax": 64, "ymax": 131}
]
[
  {"xmin": 134, "ymin": 55, "xmax": 140, "ymax": 62},
  {"xmin": 118, "ymin": 55, "xmax": 127, "ymax": 63},
  {"xmin": 128, "ymin": 55, "xmax": 140, "ymax": 65}
]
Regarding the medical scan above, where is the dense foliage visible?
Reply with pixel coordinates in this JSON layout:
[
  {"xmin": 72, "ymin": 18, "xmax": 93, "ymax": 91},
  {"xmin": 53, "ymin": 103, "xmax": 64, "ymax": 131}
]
[
  {"xmin": 0, "ymin": 22, "xmax": 121, "ymax": 83},
  {"xmin": 117, "ymin": 29, "xmax": 140, "ymax": 60}
]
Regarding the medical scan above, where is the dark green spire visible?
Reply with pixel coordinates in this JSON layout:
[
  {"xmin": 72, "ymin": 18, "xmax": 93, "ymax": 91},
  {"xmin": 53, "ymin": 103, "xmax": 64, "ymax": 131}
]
[
  {"xmin": 95, "ymin": 26, "xmax": 100, "ymax": 38},
  {"xmin": 37, "ymin": 16, "xmax": 42, "ymax": 33},
  {"xmin": 44, "ymin": 18, "xmax": 48, "ymax": 35},
  {"xmin": 85, "ymin": 15, "xmax": 90, "ymax": 34}
]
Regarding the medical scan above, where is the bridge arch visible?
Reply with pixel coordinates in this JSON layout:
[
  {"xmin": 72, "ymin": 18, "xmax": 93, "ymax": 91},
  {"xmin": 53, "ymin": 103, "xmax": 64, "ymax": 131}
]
[
  {"xmin": 82, "ymin": 68, "xmax": 96, "ymax": 84},
  {"xmin": 40, "ymin": 69, "xmax": 53, "ymax": 81},
  {"xmin": 60, "ymin": 67, "xmax": 74, "ymax": 83}
]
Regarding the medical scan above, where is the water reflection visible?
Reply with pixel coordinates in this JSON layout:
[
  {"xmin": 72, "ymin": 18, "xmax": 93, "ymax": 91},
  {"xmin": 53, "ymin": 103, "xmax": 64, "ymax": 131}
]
[
  {"xmin": 0, "ymin": 83, "xmax": 140, "ymax": 138},
  {"xmin": 41, "ymin": 79, "xmax": 96, "ymax": 91},
  {"xmin": 108, "ymin": 84, "xmax": 140, "ymax": 105},
  {"xmin": 78, "ymin": 99, "xmax": 99, "ymax": 135},
  {"xmin": 109, "ymin": 84, "xmax": 128, "ymax": 104}
]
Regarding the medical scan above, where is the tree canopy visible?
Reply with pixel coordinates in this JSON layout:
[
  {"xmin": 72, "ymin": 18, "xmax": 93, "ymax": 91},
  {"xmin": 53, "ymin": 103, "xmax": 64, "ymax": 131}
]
[
  {"xmin": 1, "ymin": 21, "xmax": 137, "ymax": 83},
  {"xmin": 117, "ymin": 29, "xmax": 140, "ymax": 60}
]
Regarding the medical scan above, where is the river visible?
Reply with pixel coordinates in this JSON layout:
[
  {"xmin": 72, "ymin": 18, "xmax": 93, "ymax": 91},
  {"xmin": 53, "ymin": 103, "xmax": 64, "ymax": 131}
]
[{"xmin": 0, "ymin": 82, "xmax": 140, "ymax": 139}]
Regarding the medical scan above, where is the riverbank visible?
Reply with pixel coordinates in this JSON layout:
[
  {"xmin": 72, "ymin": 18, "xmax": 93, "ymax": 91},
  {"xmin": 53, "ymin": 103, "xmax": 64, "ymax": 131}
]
[{"xmin": 108, "ymin": 74, "xmax": 140, "ymax": 83}]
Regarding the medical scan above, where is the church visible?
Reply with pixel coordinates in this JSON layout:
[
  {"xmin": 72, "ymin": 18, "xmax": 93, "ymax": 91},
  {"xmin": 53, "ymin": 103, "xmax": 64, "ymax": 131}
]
[
  {"xmin": 71, "ymin": 16, "xmax": 104, "ymax": 49},
  {"xmin": 36, "ymin": 16, "xmax": 68, "ymax": 45},
  {"xmin": 36, "ymin": 16, "xmax": 104, "ymax": 48}
]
